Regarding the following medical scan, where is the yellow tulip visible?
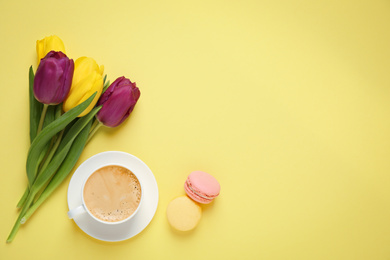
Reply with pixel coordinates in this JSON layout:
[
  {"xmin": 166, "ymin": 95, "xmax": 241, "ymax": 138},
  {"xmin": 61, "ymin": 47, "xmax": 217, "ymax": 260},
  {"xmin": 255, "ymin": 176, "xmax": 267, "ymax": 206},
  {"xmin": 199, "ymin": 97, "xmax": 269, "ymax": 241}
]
[
  {"xmin": 36, "ymin": 35, "xmax": 66, "ymax": 66},
  {"xmin": 63, "ymin": 57, "xmax": 104, "ymax": 117}
]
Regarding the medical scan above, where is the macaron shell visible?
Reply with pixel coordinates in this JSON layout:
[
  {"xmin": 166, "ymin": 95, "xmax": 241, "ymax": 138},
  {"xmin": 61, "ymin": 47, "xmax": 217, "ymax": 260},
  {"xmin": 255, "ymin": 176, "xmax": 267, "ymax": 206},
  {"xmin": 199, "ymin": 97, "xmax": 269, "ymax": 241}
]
[
  {"xmin": 184, "ymin": 181, "xmax": 212, "ymax": 204},
  {"xmin": 185, "ymin": 171, "xmax": 220, "ymax": 203},
  {"xmin": 167, "ymin": 196, "xmax": 202, "ymax": 231}
]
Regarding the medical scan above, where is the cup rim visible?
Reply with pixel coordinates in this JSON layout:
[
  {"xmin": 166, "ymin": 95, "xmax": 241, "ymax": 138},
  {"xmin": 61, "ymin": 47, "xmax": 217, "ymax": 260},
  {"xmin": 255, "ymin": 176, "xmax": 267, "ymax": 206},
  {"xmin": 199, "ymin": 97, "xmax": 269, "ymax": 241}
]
[{"xmin": 80, "ymin": 163, "xmax": 143, "ymax": 225}]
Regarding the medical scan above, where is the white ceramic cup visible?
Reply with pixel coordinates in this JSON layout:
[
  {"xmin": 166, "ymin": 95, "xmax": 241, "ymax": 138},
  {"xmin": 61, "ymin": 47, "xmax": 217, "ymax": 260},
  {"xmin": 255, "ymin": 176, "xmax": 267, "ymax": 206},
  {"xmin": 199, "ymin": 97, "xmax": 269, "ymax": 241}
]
[{"xmin": 67, "ymin": 164, "xmax": 143, "ymax": 225}]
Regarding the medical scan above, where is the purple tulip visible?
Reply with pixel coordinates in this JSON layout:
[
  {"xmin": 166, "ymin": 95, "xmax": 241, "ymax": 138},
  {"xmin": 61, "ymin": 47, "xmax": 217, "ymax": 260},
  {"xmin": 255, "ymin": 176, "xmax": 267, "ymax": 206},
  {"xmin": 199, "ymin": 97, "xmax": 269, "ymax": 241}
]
[
  {"xmin": 96, "ymin": 76, "xmax": 140, "ymax": 127},
  {"xmin": 34, "ymin": 51, "xmax": 74, "ymax": 105}
]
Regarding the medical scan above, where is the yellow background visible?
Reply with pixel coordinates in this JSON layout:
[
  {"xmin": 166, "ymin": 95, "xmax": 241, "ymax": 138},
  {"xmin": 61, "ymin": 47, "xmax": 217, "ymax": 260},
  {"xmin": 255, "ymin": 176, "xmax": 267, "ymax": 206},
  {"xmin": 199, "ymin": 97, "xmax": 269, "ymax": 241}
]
[{"xmin": 1, "ymin": 0, "xmax": 390, "ymax": 259}]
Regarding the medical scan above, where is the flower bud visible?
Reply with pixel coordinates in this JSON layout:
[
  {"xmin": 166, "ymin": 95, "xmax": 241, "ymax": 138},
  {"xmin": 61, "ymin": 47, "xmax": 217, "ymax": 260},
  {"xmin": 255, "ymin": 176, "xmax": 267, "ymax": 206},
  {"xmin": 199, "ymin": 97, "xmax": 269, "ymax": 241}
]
[
  {"xmin": 96, "ymin": 77, "xmax": 140, "ymax": 127},
  {"xmin": 33, "ymin": 51, "xmax": 74, "ymax": 105},
  {"xmin": 63, "ymin": 57, "xmax": 104, "ymax": 117},
  {"xmin": 36, "ymin": 35, "xmax": 66, "ymax": 66}
]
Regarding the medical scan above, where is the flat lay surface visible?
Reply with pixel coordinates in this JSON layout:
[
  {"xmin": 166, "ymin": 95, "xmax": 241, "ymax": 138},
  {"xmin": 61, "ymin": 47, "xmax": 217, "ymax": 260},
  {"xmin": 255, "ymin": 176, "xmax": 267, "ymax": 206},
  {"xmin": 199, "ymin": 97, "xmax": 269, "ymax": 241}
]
[{"xmin": 1, "ymin": 0, "xmax": 390, "ymax": 259}]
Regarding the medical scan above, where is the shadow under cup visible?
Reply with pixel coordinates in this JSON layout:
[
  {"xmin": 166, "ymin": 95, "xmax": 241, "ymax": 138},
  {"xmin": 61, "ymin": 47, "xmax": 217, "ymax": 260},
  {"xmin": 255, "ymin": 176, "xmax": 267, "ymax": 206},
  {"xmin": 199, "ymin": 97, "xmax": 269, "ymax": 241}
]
[{"xmin": 68, "ymin": 165, "xmax": 143, "ymax": 225}]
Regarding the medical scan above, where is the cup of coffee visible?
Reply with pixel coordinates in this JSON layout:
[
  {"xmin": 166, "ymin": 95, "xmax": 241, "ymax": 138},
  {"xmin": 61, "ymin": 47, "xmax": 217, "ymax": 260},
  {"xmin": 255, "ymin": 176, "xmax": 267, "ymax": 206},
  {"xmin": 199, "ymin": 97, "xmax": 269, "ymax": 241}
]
[{"xmin": 68, "ymin": 164, "xmax": 142, "ymax": 224}]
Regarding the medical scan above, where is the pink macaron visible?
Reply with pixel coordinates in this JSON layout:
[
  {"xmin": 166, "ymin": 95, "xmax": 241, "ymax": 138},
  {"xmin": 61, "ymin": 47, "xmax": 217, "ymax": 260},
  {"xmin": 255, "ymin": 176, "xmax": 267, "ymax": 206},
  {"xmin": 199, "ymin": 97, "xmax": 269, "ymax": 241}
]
[{"xmin": 184, "ymin": 171, "xmax": 221, "ymax": 204}]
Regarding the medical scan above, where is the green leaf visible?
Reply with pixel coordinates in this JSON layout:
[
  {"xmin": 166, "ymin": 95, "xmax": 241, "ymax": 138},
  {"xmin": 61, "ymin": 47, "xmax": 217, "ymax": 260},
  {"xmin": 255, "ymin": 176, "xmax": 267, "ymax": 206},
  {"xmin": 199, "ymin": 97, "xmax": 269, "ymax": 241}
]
[
  {"xmin": 26, "ymin": 92, "xmax": 97, "ymax": 186},
  {"xmin": 29, "ymin": 66, "xmax": 43, "ymax": 143},
  {"xmin": 30, "ymin": 106, "xmax": 101, "ymax": 194},
  {"xmin": 22, "ymin": 115, "xmax": 93, "ymax": 223},
  {"xmin": 38, "ymin": 104, "xmax": 64, "ymax": 171},
  {"xmin": 17, "ymin": 104, "xmax": 63, "ymax": 208},
  {"xmin": 54, "ymin": 103, "xmax": 62, "ymax": 119},
  {"xmin": 43, "ymin": 105, "xmax": 56, "ymax": 127},
  {"xmin": 103, "ymin": 79, "xmax": 110, "ymax": 93},
  {"xmin": 38, "ymin": 105, "xmax": 57, "ymax": 166}
]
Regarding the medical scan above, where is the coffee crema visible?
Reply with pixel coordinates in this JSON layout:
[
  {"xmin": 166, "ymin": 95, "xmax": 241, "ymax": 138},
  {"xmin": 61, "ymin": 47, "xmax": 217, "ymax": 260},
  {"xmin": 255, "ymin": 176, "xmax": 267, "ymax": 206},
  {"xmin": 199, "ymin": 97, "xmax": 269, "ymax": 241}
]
[{"xmin": 83, "ymin": 165, "xmax": 141, "ymax": 222}]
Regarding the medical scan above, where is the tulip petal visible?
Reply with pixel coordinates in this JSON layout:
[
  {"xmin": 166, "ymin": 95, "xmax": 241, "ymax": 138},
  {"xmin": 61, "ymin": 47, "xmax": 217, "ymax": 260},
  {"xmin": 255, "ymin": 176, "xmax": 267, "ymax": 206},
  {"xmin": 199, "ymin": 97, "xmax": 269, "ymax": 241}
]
[
  {"xmin": 34, "ymin": 59, "xmax": 64, "ymax": 104},
  {"xmin": 63, "ymin": 71, "xmax": 103, "ymax": 117},
  {"xmin": 63, "ymin": 57, "xmax": 104, "ymax": 117},
  {"xmin": 97, "ymin": 85, "xmax": 137, "ymax": 127},
  {"xmin": 33, "ymin": 51, "xmax": 73, "ymax": 105},
  {"xmin": 62, "ymin": 59, "xmax": 74, "ymax": 100},
  {"xmin": 72, "ymin": 57, "xmax": 102, "ymax": 87},
  {"xmin": 36, "ymin": 35, "xmax": 66, "ymax": 66}
]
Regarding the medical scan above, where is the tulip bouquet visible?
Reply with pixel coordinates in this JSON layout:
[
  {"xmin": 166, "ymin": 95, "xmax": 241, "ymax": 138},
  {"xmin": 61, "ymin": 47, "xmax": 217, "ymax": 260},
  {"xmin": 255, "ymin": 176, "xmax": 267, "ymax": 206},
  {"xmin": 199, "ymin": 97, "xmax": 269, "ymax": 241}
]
[{"xmin": 7, "ymin": 35, "xmax": 140, "ymax": 243}]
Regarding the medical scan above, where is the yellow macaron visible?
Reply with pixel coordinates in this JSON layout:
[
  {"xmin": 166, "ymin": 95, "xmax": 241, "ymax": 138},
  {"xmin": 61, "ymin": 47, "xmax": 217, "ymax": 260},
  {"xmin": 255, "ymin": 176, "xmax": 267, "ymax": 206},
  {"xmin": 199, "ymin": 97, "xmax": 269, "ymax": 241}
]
[{"xmin": 167, "ymin": 196, "xmax": 202, "ymax": 231}]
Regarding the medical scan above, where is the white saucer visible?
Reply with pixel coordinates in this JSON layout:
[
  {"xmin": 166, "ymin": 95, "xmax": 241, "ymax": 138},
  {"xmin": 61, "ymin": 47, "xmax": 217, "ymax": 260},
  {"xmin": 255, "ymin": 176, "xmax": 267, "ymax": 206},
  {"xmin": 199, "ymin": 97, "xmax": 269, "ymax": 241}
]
[{"xmin": 67, "ymin": 151, "xmax": 159, "ymax": 242}]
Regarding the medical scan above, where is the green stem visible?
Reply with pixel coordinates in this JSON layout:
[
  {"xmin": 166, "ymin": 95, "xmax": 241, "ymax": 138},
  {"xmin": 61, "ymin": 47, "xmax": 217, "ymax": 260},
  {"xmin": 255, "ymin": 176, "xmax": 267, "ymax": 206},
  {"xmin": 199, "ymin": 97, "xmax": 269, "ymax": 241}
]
[
  {"xmin": 7, "ymin": 191, "xmax": 35, "ymax": 243},
  {"xmin": 22, "ymin": 112, "xmax": 94, "ymax": 224},
  {"xmin": 26, "ymin": 92, "xmax": 97, "ymax": 186},
  {"xmin": 38, "ymin": 136, "xmax": 56, "ymax": 172},
  {"xmin": 86, "ymin": 122, "xmax": 103, "ymax": 143},
  {"xmin": 22, "ymin": 193, "xmax": 45, "ymax": 223},
  {"xmin": 17, "ymin": 130, "xmax": 64, "ymax": 208},
  {"xmin": 38, "ymin": 130, "xmax": 64, "ymax": 174},
  {"xmin": 90, "ymin": 119, "xmax": 99, "ymax": 133},
  {"xmin": 37, "ymin": 104, "xmax": 49, "ymax": 134},
  {"xmin": 16, "ymin": 188, "xmax": 29, "ymax": 209}
]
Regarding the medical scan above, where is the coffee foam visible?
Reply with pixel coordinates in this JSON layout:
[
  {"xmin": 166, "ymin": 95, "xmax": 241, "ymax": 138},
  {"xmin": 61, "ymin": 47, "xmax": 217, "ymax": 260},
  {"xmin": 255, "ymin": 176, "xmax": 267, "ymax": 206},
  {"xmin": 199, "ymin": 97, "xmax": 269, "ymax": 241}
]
[{"xmin": 83, "ymin": 165, "xmax": 141, "ymax": 222}]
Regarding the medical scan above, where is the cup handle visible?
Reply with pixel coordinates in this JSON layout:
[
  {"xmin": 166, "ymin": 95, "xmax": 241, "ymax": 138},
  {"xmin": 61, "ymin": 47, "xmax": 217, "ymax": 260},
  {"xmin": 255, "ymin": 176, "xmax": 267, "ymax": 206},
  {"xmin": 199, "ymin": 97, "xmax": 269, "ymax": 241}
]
[{"xmin": 67, "ymin": 205, "xmax": 86, "ymax": 219}]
